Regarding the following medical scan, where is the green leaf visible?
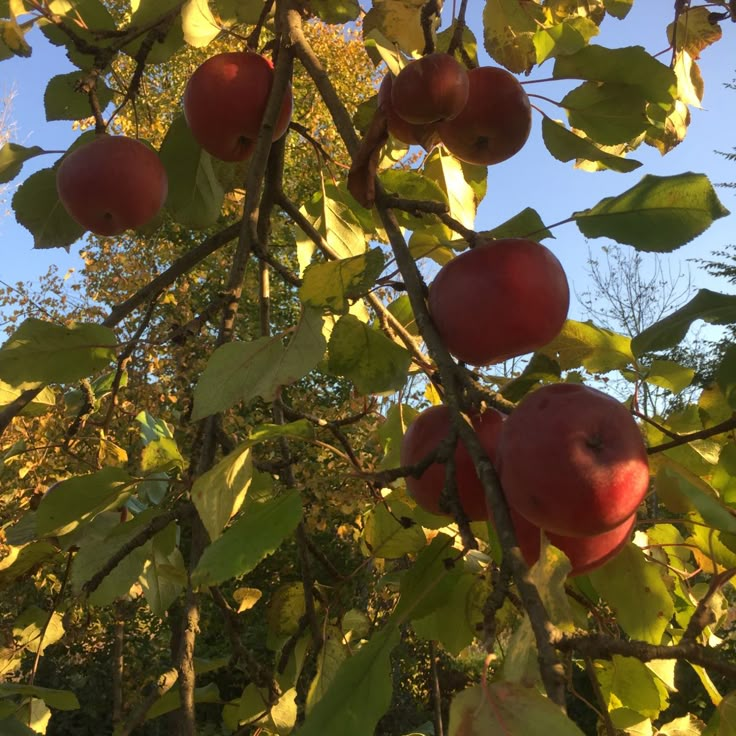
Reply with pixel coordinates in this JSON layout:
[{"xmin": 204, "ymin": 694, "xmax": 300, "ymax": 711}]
[
  {"xmin": 0, "ymin": 542, "xmax": 58, "ymax": 588},
  {"xmin": 379, "ymin": 169, "xmax": 448, "ymax": 231},
  {"xmin": 378, "ymin": 403, "xmax": 419, "ymax": 470},
  {"xmin": 0, "ymin": 380, "xmax": 55, "ymax": 416},
  {"xmin": 562, "ymin": 82, "xmax": 649, "ymax": 145},
  {"xmin": 124, "ymin": 0, "xmax": 184, "ymax": 63},
  {"xmin": 412, "ymin": 572, "xmax": 483, "ymax": 655},
  {"xmin": 0, "ymin": 318, "xmax": 117, "ymax": 387},
  {"xmin": 437, "ymin": 20, "xmax": 479, "ymax": 66},
  {"xmin": 145, "ymin": 682, "xmax": 220, "ymax": 720},
  {"xmin": 574, "ymin": 173, "xmax": 729, "ymax": 252},
  {"xmin": 645, "ymin": 359, "xmax": 694, "ymax": 393},
  {"xmin": 604, "ymin": 0, "xmax": 633, "ymax": 19},
  {"xmin": 0, "ymin": 684, "xmax": 79, "ymax": 711},
  {"xmin": 422, "ymin": 148, "xmax": 483, "ymax": 230},
  {"xmin": 12, "ymin": 607, "xmax": 64, "ymax": 656},
  {"xmin": 553, "ymin": 45, "xmax": 677, "ymax": 106},
  {"xmin": 394, "ymin": 534, "xmax": 461, "ymax": 622},
  {"xmin": 448, "ymin": 682, "xmax": 586, "ymax": 735},
  {"xmin": 362, "ymin": 498, "xmax": 426, "ymax": 559},
  {"xmin": 36, "ymin": 467, "xmax": 133, "ymax": 537},
  {"xmin": 300, "ymin": 248, "xmax": 385, "ymax": 314},
  {"xmin": 40, "ymin": 0, "xmax": 117, "ymax": 68},
  {"xmin": 248, "ymin": 419, "xmax": 314, "ymax": 443},
  {"xmin": 632, "ymin": 289, "xmax": 736, "ymax": 356},
  {"xmin": 327, "ymin": 314, "xmax": 412, "ymax": 395},
  {"xmin": 297, "ymin": 625, "xmax": 400, "ymax": 736},
  {"xmin": 533, "ymin": 16, "xmax": 599, "ymax": 64},
  {"xmin": 542, "ymin": 117, "xmax": 642, "ymax": 173},
  {"xmin": 589, "ymin": 543, "xmax": 674, "ymax": 644},
  {"xmin": 139, "ymin": 526, "xmax": 186, "ymax": 616},
  {"xmin": 481, "ymin": 206, "xmax": 554, "ymax": 241},
  {"xmin": 657, "ymin": 714, "xmax": 707, "ymax": 735},
  {"xmin": 596, "ymin": 655, "xmax": 667, "ymax": 719},
  {"xmin": 191, "ymin": 489, "xmax": 302, "ymax": 587},
  {"xmin": 0, "ymin": 17, "xmax": 31, "ymax": 58},
  {"xmin": 0, "ymin": 143, "xmax": 46, "ymax": 183},
  {"xmin": 181, "ymin": 0, "xmax": 219, "ymax": 47},
  {"xmin": 308, "ymin": 0, "xmax": 360, "ymax": 23},
  {"xmin": 655, "ymin": 465, "xmax": 736, "ymax": 536},
  {"xmin": 540, "ymin": 319, "xmax": 633, "ymax": 372},
  {"xmin": 44, "ymin": 72, "xmax": 114, "ymax": 122},
  {"xmin": 135, "ymin": 410, "xmax": 174, "ymax": 443},
  {"xmin": 306, "ymin": 626, "xmax": 348, "ymax": 715},
  {"xmin": 362, "ymin": 0, "xmax": 426, "ymax": 54},
  {"xmin": 71, "ymin": 510, "xmax": 163, "ymax": 605},
  {"xmin": 140, "ymin": 437, "xmax": 184, "ymax": 475},
  {"xmin": 482, "ymin": 0, "xmax": 542, "ymax": 74},
  {"xmin": 159, "ymin": 115, "xmax": 225, "ymax": 229},
  {"xmin": 192, "ymin": 308, "xmax": 326, "ymax": 420},
  {"xmin": 192, "ymin": 443, "xmax": 252, "ymax": 541},
  {"xmin": 12, "ymin": 167, "xmax": 86, "ymax": 249},
  {"xmin": 0, "ymin": 718, "xmax": 36, "ymax": 736}
]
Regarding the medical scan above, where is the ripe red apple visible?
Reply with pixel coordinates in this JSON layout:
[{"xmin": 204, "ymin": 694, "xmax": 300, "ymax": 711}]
[
  {"xmin": 497, "ymin": 383, "xmax": 650, "ymax": 537},
  {"xmin": 428, "ymin": 238, "xmax": 569, "ymax": 366},
  {"xmin": 183, "ymin": 51, "xmax": 293, "ymax": 162},
  {"xmin": 400, "ymin": 404, "xmax": 504, "ymax": 521},
  {"xmin": 436, "ymin": 66, "xmax": 531, "ymax": 165},
  {"xmin": 391, "ymin": 53, "xmax": 469, "ymax": 125},
  {"xmin": 511, "ymin": 508, "xmax": 635, "ymax": 577},
  {"xmin": 56, "ymin": 135, "xmax": 168, "ymax": 236},
  {"xmin": 377, "ymin": 75, "xmax": 439, "ymax": 149}
]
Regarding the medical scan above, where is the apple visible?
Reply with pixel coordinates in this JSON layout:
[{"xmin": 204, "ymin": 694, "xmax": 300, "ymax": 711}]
[
  {"xmin": 511, "ymin": 508, "xmax": 636, "ymax": 577},
  {"xmin": 400, "ymin": 404, "xmax": 504, "ymax": 520},
  {"xmin": 436, "ymin": 66, "xmax": 531, "ymax": 165},
  {"xmin": 497, "ymin": 383, "xmax": 650, "ymax": 537},
  {"xmin": 56, "ymin": 135, "xmax": 168, "ymax": 236},
  {"xmin": 428, "ymin": 238, "xmax": 569, "ymax": 366},
  {"xmin": 391, "ymin": 53, "xmax": 469, "ymax": 125},
  {"xmin": 377, "ymin": 74, "xmax": 440, "ymax": 149},
  {"xmin": 183, "ymin": 51, "xmax": 293, "ymax": 162}
]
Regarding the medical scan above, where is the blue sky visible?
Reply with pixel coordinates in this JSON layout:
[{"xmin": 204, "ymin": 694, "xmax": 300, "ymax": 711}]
[{"xmin": 0, "ymin": 2, "xmax": 734, "ymax": 324}]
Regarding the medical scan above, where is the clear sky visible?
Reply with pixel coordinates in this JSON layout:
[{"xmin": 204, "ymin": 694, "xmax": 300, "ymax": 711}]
[{"xmin": 0, "ymin": 2, "xmax": 734, "ymax": 324}]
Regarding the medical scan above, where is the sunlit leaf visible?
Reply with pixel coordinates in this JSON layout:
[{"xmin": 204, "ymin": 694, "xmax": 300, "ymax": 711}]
[
  {"xmin": 327, "ymin": 313, "xmax": 412, "ymax": 395},
  {"xmin": 192, "ymin": 308, "xmax": 327, "ymax": 419},
  {"xmin": 0, "ymin": 143, "xmax": 46, "ymax": 183},
  {"xmin": 300, "ymin": 248, "xmax": 385, "ymax": 314},
  {"xmin": 574, "ymin": 173, "xmax": 729, "ymax": 252},
  {"xmin": 181, "ymin": 0, "xmax": 219, "ymax": 47},
  {"xmin": 554, "ymin": 45, "xmax": 677, "ymax": 106},
  {"xmin": 362, "ymin": 498, "xmax": 426, "ymax": 559},
  {"xmin": 297, "ymin": 625, "xmax": 400, "ymax": 736},
  {"xmin": 533, "ymin": 16, "xmax": 599, "ymax": 64},
  {"xmin": 363, "ymin": 0, "xmax": 426, "ymax": 54},
  {"xmin": 666, "ymin": 6, "xmax": 722, "ymax": 58},
  {"xmin": 36, "ymin": 467, "xmax": 133, "ymax": 537},
  {"xmin": 540, "ymin": 319, "xmax": 633, "ymax": 371},
  {"xmin": 191, "ymin": 490, "xmax": 302, "ymax": 587},
  {"xmin": 542, "ymin": 117, "xmax": 642, "ymax": 173},
  {"xmin": 0, "ymin": 683, "xmax": 79, "ymax": 710},
  {"xmin": 482, "ymin": 0, "xmax": 542, "ymax": 73},
  {"xmin": 589, "ymin": 543, "xmax": 674, "ymax": 644},
  {"xmin": 191, "ymin": 443, "xmax": 252, "ymax": 541},
  {"xmin": 448, "ymin": 682, "xmax": 586, "ymax": 735}
]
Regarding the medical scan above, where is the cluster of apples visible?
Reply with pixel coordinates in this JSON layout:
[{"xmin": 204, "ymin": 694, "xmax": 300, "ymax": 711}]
[
  {"xmin": 379, "ymin": 53, "xmax": 532, "ymax": 165},
  {"xmin": 401, "ymin": 383, "xmax": 649, "ymax": 576},
  {"xmin": 400, "ymin": 234, "xmax": 649, "ymax": 575},
  {"xmin": 56, "ymin": 50, "xmax": 292, "ymax": 236}
]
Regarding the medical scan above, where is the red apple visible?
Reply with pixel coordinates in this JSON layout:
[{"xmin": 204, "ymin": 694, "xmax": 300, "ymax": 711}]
[
  {"xmin": 400, "ymin": 404, "xmax": 504, "ymax": 520},
  {"xmin": 428, "ymin": 238, "xmax": 569, "ymax": 366},
  {"xmin": 497, "ymin": 383, "xmax": 650, "ymax": 537},
  {"xmin": 56, "ymin": 135, "xmax": 168, "ymax": 236},
  {"xmin": 183, "ymin": 51, "xmax": 293, "ymax": 162},
  {"xmin": 391, "ymin": 53, "xmax": 469, "ymax": 125},
  {"xmin": 436, "ymin": 66, "xmax": 531, "ymax": 165},
  {"xmin": 511, "ymin": 508, "xmax": 635, "ymax": 577},
  {"xmin": 377, "ymin": 75, "xmax": 439, "ymax": 149}
]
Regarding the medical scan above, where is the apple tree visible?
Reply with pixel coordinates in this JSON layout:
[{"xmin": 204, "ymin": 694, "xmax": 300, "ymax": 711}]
[{"xmin": 0, "ymin": 1, "xmax": 735, "ymax": 735}]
